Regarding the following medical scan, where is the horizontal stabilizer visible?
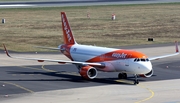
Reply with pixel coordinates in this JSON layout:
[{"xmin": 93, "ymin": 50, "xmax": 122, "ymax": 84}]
[{"xmin": 34, "ymin": 46, "xmax": 59, "ymax": 50}]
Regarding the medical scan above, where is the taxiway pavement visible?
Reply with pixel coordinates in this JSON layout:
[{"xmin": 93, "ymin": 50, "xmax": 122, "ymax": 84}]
[
  {"xmin": 0, "ymin": 44, "xmax": 180, "ymax": 103},
  {"xmin": 0, "ymin": 0, "xmax": 180, "ymax": 8}
]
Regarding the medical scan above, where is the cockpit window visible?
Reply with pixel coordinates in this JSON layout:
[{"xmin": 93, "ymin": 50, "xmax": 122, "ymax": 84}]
[
  {"xmin": 134, "ymin": 58, "xmax": 149, "ymax": 62},
  {"xmin": 146, "ymin": 59, "xmax": 149, "ymax": 61},
  {"xmin": 134, "ymin": 58, "xmax": 137, "ymax": 62},
  {"xmin": 141, "ymin": 59, "xmax": 145, "ymax": 61},
  {"xmin": 137, "ymin": 58, "xmax": 140, "ymax": 62}
]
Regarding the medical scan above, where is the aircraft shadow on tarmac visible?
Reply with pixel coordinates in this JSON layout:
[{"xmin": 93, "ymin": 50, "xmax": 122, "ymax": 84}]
[
  {"xmin": 1, "ymin": 63, "xmax": 180, "ymax": 86},
  {"xmin": 4, "ymin": 71, "xmax": 137, "ymax": 85}
]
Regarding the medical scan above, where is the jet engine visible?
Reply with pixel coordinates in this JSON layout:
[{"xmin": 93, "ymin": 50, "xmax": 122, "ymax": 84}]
[
  {"xmin": 79, "ymin": 65, "xmax": 98, "ymax": 79},
  {"xmin": 138, "ymin": 69, "xmax": 153, "ymax": 78}
]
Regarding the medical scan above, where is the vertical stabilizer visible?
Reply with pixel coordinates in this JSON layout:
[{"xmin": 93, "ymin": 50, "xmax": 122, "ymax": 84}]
[{"xmin": 61, "ymin": 12, "xmax": 76, "ymax": 45}]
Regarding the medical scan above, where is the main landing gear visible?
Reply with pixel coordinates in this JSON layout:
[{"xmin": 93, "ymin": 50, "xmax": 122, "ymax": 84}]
[
  {"xmin": 118, "ymin": 73, "xmax": 139, "ymax": 85},
  {"xmin": 118, "ymin": 73, "xmax": 127, "ymax": 79}
]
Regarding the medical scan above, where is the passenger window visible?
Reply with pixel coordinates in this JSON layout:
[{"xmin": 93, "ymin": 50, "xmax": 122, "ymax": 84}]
[{"xmin": 134, "ymin": 58, "xmax": 137, "ymax": 62}]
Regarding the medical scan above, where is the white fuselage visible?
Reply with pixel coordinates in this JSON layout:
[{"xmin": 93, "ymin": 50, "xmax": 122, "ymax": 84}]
[{"xmin": 61, "ymin": 44, "xmax": 152, "ymax": 75}]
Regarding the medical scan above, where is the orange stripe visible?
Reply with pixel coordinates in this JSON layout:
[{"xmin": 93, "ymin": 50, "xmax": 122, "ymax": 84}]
[{"xmin": 87, "ymin": 50, "xmax": 147, "ymax": 62}]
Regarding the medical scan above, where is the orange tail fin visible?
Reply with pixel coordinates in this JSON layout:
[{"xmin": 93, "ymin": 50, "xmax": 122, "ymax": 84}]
[{"xmin": 61, "ymin": 12, "xmax": 76, "ymax": 45}]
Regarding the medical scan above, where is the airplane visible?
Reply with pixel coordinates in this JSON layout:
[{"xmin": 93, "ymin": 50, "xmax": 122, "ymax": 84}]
[{"xmin": 3, "ymin": 12, "xmax": 179, "ymax": 85}]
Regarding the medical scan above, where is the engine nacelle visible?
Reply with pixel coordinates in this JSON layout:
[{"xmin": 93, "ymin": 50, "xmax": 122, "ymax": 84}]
[
  {"xmin": 138, "ymin": 69, "xmax": 153, "ymax": 78},
  {"xmin": 79, "ymin": 65, "xmax": 98, "ymax": 79}
]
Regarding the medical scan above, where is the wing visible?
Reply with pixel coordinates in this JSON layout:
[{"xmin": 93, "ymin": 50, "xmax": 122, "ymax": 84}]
[
  {"xmin": 3, "ymin": 44, "xmax": 104, "ymax": 67},
  {"xmin": 149, "ymin": 41, "xmax": 179, "ymax": 61}
]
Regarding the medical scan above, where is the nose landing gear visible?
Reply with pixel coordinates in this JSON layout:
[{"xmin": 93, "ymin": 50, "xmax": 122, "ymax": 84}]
[
  {"xmin": 118, "ymin": 73, "xmax": 139, "ymax": 85},
  {"xmin": 134, "ymin": 74, "xmax": 139, "ymax": 85}
]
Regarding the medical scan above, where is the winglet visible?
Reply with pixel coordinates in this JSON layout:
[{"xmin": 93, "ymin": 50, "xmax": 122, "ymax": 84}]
[
  {"xmin": 3, "ymin": 44, "xmax": 12, "ymax": 58},
  {"xmin": 175, "ymin": 41, "xmax": 179, "ymax": 53}
]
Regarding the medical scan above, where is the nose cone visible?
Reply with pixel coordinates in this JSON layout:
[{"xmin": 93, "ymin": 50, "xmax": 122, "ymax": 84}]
[{"xmin": 139, "ymin": 61, "xmax": 152, "ymax": 74}]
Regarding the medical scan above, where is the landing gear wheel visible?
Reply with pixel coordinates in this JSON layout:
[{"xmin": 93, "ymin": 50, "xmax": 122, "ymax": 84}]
[
  {"xmin": 123, "ymin": 73, "xmax": 127, "ymax": 79},
  {"xmin": 137, "ymin": 80, "xmax": 139, "ymax": 84},
  {"xmin": 134, "ymin": 80, "xmax": 139, "ymax": 85},
  {"xmin": 118, "ymin": 73, "xmax": 127, "ymax": 79},
  {"xmin": 118, "ymin": 73, "xmax": 123, "ymax": 79},
  {"xmin": 134, "ymin": 74, "xmax": 139, "ymax": 85}
]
